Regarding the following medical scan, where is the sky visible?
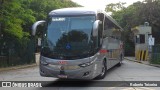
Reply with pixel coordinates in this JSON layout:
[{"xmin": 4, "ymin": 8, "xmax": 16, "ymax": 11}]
[{"xmin": 71, "ymin": 0, "xmax": 144, "ymax": 10}]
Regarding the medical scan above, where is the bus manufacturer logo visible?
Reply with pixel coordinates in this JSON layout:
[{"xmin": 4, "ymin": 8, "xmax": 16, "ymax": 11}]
[
  {"xmin": 60, "ymin": 66, "xmax": 64, "ymax": 70},
  {"xmin": 58, "ymin": 61, "xmax": 67, "ymax": 65}
]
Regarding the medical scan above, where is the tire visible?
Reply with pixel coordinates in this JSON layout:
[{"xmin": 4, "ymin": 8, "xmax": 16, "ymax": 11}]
[
  {"xmin": 96, "ymin": 60, "xmax": 107, "ymax": 79},
  {"xmin": 117, "ymin": 61, "xmax": 122, "ymax": 66},
  {"xmin": 117, "ymin": 54, "xmax": 123, "ymax": 66}
]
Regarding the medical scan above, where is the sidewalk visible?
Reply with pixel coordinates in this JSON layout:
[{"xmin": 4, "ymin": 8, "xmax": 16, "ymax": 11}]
[
  {"xmin": 125, "ymin": 57, "xmax": 160, "ymax": 68},
  {"xmin": 0, "ymin": 53, "xmax": 40, "ymax": 72}
]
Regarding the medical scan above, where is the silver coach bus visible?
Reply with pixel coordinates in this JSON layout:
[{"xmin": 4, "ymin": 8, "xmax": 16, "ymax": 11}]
[{"xmin": 32, "ymin": 7, "xmax": 123, "ymax": 80}]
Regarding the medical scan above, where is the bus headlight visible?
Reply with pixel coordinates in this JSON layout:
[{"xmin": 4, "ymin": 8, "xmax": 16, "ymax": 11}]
[
  {"xmin": 79, "ymin": 62, "xmax": 91, "ymax": 67},
  {"xmin": 79, "ymin": 60, "xmax": 95, "ymax": 67},
  {"xmin": 40, "ymin": 60, "xmax": 48, "ymax": 65}
]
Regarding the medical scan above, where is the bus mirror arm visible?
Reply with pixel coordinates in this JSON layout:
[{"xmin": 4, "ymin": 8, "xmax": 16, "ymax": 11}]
[
  {"xmin": 93, "ymin": 20, "xmax": 100, "ymax": 37},
  {"xmin": 32, "ymin": 20, "xmax": 46, "ymax": 36}
]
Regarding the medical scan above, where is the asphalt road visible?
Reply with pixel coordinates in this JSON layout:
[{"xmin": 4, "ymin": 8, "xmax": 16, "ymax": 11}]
[{"xmin": 0, "ymin": 59, "xmax": 160, "ymax": 90}]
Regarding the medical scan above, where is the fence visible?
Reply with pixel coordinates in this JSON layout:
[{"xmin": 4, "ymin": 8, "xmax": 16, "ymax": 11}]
[
  {"xmin": 0, "ymin": 37, "xmax": 36, "ymax": 68},
  {"xmin": 151, "ymin": 45, "xmax": 160, "ymax": 64}
]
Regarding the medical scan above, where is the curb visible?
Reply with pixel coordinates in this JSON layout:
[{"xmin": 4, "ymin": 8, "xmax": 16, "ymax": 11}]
[
  {"xmin": 125, "ymin": 57, "xmax": 160, "ymax": 68},
  {"xmin": 125, "ymin": 57, "xmax": 142, "ymax": 63},
  {"xmin": 0, "ymin": 63, "xmax": 38, "ymax": 72}
]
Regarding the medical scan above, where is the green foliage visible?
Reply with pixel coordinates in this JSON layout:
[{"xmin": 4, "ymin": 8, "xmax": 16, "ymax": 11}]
[
  {"xmin": 0, "ymin": 0, "xmax": 80, "ymax": 37},
  {"xmin": 0, "ymin": 0, "xmax": 80, "ymax": 56},
  {"xmin": 105, "ymin": 2, "xmax": 126, "ymax": 13},
  {"xmin": 106, "ymin": 0, "xmax": 160, "ymax": 56},
  {"xmin": 1, "ymin": 0, "xmax": 23, "ymax": 40}
]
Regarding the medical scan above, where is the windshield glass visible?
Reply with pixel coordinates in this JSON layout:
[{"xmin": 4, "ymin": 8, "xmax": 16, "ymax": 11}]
[{"xmin": 41, "ymin": 16, "xmax": 95, "ymax": 60}]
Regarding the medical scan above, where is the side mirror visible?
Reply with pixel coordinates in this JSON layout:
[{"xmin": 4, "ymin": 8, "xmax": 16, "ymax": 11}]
[
  {"xmin": 93, "ymin": 20, "xmax": 101, "ymax": 37},
  {"xmin": 32, "ymin": 20, "xmax": 46, "ymax": 36}
]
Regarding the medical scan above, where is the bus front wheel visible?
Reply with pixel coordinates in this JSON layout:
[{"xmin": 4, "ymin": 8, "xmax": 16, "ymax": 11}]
[{"xmin": 96, "ymin": 60, "xmax": 107, "ymax": 79}]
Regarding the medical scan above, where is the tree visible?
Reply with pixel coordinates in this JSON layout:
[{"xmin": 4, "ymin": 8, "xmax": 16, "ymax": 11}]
[
  {"xmin": 0, "ymin": 0, "xmax": 80, "ymax": 40},
  {"xmin": 0, "ymin": 0, "xmax": 80, "ymax": 56},
  {"xmin": 105, "ymin": 2, "xmax": 126, "ymax": 13},
  {"xmin": 106, "ymin": 0, "xmax": 160, "ymax": 56}
]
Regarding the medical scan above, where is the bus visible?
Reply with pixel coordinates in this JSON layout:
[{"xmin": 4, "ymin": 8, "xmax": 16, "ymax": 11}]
[{"xmin": 32, "ymin": 7, "xmax": 123, "ymax": 80}]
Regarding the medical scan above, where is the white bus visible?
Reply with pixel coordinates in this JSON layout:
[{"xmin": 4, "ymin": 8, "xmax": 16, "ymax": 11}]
[{"xmin": 32, "ymin": 7, "xmax": 123, "ymax": 80}]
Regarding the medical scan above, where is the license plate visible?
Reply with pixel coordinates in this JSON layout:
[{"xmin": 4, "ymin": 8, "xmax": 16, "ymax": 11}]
[{"xmin": 58, "ymin": 75, "xmax": 68, "ymax": 78}]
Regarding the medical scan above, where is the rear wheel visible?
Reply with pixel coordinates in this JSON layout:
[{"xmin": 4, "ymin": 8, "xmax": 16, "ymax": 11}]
[
  {"xmin": 117, "ymin": 54, "xmax": 123, "ymax": 66},
  {"xmin": 117, "ymin": 61, "xmax": 122, "ymax": 66},
  {"xmin": 96, "ymin": 60, "xmax": 107, "ymax": 79}
]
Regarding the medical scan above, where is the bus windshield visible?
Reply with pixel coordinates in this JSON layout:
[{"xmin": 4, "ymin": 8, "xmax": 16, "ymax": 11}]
[{"xmin": 41, "ymin": 16, "xmax": 95, "ymax": 60}]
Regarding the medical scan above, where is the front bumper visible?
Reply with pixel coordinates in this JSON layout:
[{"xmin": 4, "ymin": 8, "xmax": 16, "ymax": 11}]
[{"xmin": 40, "ymin": 64, "xmax": 96, "ymax": 80}]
